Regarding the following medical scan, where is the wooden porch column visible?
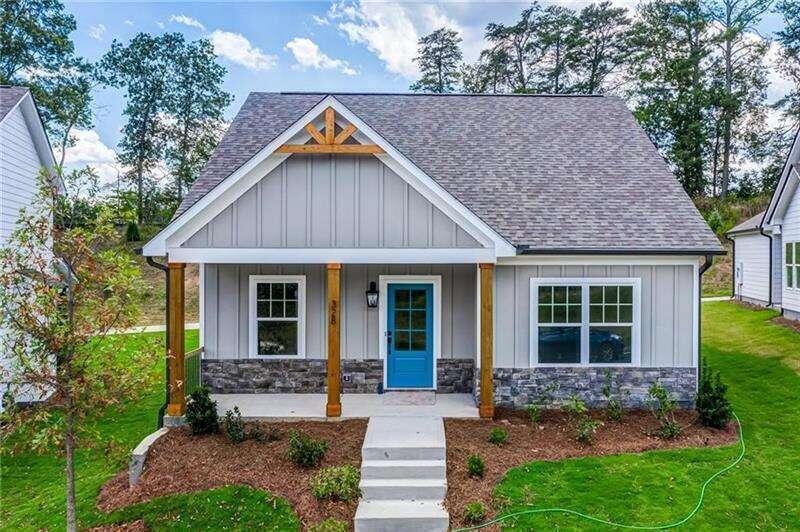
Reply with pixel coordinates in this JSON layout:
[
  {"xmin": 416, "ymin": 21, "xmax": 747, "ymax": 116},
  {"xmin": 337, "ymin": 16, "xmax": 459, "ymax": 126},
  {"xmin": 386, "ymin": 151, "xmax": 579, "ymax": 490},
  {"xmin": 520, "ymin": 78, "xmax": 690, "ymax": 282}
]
[
  {"xmin": 479, "ymin": 263, "xmax": 495, "ymax": 419},
  {"xmin": 167, "ymin": 262, "xmax": 186, "ymax": 417},
  {"xmin": 326, "ymin": 263, "xmax": 342, "ymax": 417}
]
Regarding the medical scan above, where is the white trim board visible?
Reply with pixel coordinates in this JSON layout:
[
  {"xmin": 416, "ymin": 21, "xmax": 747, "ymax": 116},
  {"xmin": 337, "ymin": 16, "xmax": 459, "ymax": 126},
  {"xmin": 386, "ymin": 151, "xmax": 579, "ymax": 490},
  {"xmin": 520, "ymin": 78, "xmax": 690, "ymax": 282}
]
[
  {"xmin": 377, "ymin": 275, "xmax": 442, "ymax": 391},
  {"xmin": 167, "ymin": 247, "xmax": 494, "ymax": 264},
  {"xmin": 143, "ymin": 95, "xmax": 515, "ymax": 258}
]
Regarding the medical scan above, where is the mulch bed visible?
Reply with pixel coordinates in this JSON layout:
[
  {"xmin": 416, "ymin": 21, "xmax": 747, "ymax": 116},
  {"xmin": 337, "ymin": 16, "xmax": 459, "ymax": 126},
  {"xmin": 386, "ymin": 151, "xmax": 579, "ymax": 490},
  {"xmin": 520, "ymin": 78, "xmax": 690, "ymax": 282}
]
[
  {"xmin": 445, "ymin": 408, "xmax": 738, "ymax": 528},
  {"xmin": 97, "ymin": 420, "xmax": 367, "ymax": 529},
  {"xmin": 774, "ymin": 316, "xmax": 800, "ymax": 333}
]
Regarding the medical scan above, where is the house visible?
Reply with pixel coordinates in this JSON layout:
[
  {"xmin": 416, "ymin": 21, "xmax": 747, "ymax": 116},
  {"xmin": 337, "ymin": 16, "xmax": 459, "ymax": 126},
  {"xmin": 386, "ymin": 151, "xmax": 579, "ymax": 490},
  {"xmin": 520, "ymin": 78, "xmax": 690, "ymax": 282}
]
[
  {"xmin": 0, "ymin": 86, "xmax": 58, "ymax": 407},
  {"xmin": 142, "ymin": 92, "xmax": 723, "ymax": 420},
  {"xmin": 727, "ymin": 127, "xmax": 800, "ymax": 321}
]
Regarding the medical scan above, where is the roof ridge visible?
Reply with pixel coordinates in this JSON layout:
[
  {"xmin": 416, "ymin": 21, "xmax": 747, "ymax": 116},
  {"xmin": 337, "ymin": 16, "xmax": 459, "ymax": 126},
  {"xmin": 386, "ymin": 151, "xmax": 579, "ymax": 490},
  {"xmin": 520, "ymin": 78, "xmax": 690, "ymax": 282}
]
[{"xmin": 269, "ymin": 91, "xmax": 605, "ymax": 98}]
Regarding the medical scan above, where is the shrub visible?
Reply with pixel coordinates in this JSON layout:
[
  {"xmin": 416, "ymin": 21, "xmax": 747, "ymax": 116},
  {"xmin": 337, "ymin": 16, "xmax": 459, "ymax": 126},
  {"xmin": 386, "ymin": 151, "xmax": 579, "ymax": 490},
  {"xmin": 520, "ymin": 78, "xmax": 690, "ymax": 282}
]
[
  {"xmin": 288, "ymin": 430, "xmax": 328, "ymax": 468},
  {"xmin": 224, "ymin": 406, "xmax": 245, "ymax": 443},
  {"xmin": 249, "ymin": 424, "xmax": 282, "ymax": 442},
  {"xmin": 310, "ymin": 465, "xmax": 360, "ymax": 500},
  {"xmin": 647, "ymin": 381, "xmax": 682, "ymax": 439},
  {"xmin": 601, "ymin": 370, "xmax": 630, "ymax": 422},
  {"xmin": 125, "ymin": 221, "xmax": 141, "ymax": 242},
  {"xmin": 309, "ymin": 518, "xmax": 348, "ymax": 532},
  {"xmin": 488, "ymin": 427, "xmax": 508, "ymax": 445},
  {"xmin": 696, "ymin": 362, "xmax": 732, "ymax": 429},
  {"xmin": 467, "ymin": 454, "xmax": 485, "ymax": 478},
  {"xmin": 185, "ymin": 387, "xmax": 219, "ymax": 435},
  {"xmin": 463, "ymin": 502, "xmax": 487, "ymax": 525},
  {"xmin": 564, "ymin": 395, "xmax": 603, "ymax": 444},
  {"xmin": 525, "ymin": 382, "xmax": 560, "ymax": 426}
]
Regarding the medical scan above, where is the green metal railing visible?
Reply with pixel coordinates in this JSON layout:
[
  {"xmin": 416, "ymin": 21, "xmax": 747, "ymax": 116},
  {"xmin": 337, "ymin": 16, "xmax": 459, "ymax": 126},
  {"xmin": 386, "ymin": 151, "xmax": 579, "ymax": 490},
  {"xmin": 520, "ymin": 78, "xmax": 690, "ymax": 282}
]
[{"xmin": 184, "ymin": 348, "xmax": 203, "ymax": 397}]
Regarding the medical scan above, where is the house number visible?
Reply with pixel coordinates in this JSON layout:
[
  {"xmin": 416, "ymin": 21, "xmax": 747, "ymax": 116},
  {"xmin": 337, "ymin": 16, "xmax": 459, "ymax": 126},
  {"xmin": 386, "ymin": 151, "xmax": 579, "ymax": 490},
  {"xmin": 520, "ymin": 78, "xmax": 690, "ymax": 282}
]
[{"xmin": 330, "ymin": 300, "xmax": 338, "ymax": 325}]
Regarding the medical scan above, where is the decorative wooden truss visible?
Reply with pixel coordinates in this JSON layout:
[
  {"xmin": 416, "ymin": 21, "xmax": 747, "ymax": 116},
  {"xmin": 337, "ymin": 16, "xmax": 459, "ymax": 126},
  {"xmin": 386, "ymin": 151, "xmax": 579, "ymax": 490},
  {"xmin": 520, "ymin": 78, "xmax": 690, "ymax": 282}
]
[{"xmin": 277, "ymin": 107, "xmax": 384, "ymax": 154}]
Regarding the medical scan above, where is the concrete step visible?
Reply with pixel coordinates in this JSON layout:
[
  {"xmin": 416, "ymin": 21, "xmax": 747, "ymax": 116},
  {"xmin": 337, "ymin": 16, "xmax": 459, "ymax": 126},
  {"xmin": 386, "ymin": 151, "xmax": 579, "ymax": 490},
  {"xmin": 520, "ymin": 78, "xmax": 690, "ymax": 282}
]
[
  {"xmin": 361, "ymin": 459, "xmax": 446, "ymax": 480},
  {"xmin": 359, "ymin": 478, "xmax": 447, "ymax": 501},
  {"xmin": 354, "ymin": 499, "xmax": 449, "ymax": 532},
  {"xmin": 362, "ymin": 444, "xmax": 445, "ymax": 461}
]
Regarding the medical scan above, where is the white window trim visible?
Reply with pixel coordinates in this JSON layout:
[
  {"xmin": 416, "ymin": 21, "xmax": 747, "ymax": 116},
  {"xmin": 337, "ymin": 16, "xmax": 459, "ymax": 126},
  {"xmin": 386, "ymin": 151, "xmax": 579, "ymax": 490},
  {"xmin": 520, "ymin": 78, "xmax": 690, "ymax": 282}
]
[
  {"xmin": 378, "ymin": 275, "xmax": 442, "ymax": 391},
  {"xmin": 248, "ymin": 275, "xmax": 306, "ymax": 359},
  {"xmin": 529, "ymin": 278, "xmax": 642, "ymax": 368},
  {"xmin": 786, "ymin": 241, "xmax": 799, "ymax": 291}
]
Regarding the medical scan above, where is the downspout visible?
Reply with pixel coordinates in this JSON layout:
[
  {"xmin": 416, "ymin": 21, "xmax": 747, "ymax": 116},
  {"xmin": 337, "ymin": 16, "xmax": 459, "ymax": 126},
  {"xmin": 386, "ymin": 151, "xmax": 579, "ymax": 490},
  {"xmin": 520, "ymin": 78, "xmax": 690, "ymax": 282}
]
[
  {"xmin": 725, "ymin": 235, "xmax": 737, "ymax": 299},
  {"xmin": 758, "ymin": 226, "xmax": 774, "ymax": 308},
  {"xmin": 698, "ymin": 255, "xmax": 714, "ymax": 383},
  {"xmin": 139, "ymin": 250, "xmax": 170, "ymax": 428}
]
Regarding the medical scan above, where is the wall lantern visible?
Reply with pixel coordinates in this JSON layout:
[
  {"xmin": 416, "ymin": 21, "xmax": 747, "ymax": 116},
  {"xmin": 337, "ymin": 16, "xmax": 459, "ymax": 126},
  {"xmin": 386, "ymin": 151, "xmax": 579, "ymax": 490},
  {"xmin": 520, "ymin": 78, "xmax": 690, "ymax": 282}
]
[{"xmin": 365, "ymin": 281, "xmax": 379, "ymax": 308}]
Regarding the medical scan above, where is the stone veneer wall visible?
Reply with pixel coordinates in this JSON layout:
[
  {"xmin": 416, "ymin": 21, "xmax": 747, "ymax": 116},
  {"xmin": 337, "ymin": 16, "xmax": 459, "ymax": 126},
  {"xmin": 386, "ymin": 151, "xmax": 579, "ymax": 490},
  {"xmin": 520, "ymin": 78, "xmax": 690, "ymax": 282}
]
[
  {"xmin": 475, "ymin": 367, "xmax": 697, "ymax": 408},
  {"xmin": 201, "ymin": 358, "xmax": 475, "ymax": 394}
]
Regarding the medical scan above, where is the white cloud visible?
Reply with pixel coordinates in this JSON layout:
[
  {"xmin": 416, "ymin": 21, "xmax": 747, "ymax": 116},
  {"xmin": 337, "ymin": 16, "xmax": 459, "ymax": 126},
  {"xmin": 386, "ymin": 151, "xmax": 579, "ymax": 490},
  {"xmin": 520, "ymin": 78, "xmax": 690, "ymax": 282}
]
[
  {"xmin": 124, "ymin": 20, "xmax": 134, "ymax": 27},
  {"xmin": 209, "ymin": 30, "xmax": 278, "ymax": 71},
  {"xmin": 169, "ymin": 14, "xmax": 206, "ymax": 32},
  {"xmin": 312, "ymin": 14, "xmax": 330, "ymax": 26},
  {"xmin": 88, "ymin": 24, "xmax": 106, "ymax": 41},
  {"xmin": 285, "ymin": 37, "xmax": 358, "ymax": 75},
  {"xmin": 156, "ymin": 21, "xmax": 165, "ymax": 29},
  {"xmin": 57, "ymin": 129, "xmax": 121, "ymax": 187},
  {"xmin": 765, "ymin": 40, "xmax": 794, "ymax": 105},
  {"xmin": 327, "ymin": 1, "xmax": 464, "ymax": 79}
]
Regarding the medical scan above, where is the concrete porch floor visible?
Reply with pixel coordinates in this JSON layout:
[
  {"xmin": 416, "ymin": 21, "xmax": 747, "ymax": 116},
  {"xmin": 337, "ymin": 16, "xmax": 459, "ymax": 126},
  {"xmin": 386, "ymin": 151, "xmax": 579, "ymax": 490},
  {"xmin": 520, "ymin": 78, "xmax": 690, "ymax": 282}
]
[{"xmin": 211, "ymin": 393, "xmax": 479, "ymax": 420}]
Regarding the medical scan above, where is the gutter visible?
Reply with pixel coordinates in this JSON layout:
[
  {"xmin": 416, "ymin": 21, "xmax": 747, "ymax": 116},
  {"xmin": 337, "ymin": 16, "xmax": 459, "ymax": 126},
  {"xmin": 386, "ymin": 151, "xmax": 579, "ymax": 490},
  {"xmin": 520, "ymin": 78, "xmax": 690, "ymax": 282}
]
[
  {"xmin": 138, "ymin": 249, "xmax": 170, "ymax": 429},
  {"xmin": 515, "ymin": 245, "xmax": 726, "ymax": 256},
  {"xmin": 698, "ymin": 255, "xmax": 714, "ymax": 382}
]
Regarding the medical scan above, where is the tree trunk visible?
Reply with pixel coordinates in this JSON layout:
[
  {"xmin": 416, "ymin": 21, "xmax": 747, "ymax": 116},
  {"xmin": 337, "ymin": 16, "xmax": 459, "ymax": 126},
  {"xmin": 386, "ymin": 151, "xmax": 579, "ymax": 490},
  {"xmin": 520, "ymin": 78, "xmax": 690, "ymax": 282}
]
[
  {"xmin": 721, "ymin": 10, "xmax": 733, "ymax": 198},
  {"xmin": 65, "ymin": 401, "xmax": 77, "ymax": 532}
]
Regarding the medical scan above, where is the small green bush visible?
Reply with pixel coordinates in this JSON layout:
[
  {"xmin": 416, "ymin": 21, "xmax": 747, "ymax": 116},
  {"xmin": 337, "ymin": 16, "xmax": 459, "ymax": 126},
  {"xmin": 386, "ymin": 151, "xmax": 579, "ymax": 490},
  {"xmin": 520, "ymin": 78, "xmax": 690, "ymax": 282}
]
[
  {"xmin": 696, "ymin": 362, "xmax": 732, "ymax": 429},
  {"xmin": 288, "ymin": 430, "xmax": 328, "ymax": 468},
  {"xmin": 224, "ymin": 406, "xmax": 245, "ymax": 443},
  {"xmin": 249, "ymin": 424, "xmax": 282, "ymax": 442},
  {"xmin": 125, "ymin": 221, "xmax": 141, "ymax": 242},
  {"xmin": 308, "ymin": 518, "xmax": 348, "ymax": 532},
  {"xmin": 602, "ymin": 370, "xmax": 630, "ymax": 422},
  {"xmin": 463, "ymin": 502, "xmax": 487, "ymax": 525},
  {"xmin": 185, "ymin": 387, "xmax": 219, "ymax": 435},
  {"xmin": 525, "ymin": 404, "xmax": 541, "ymax": 424},
  {"xmin": 488, "ymin": 427, "xmax": 508, "ymax": 445},
  {"xmin": 310, "ymin": 465, "xmax": 360, "ymax": 501},
  {"xmin": 647, "ymin": 381, "xmax": 682, "ymax": 439},
  {"xmin": 525, "ymin": 382, "xmax": 560, "ymax": 426},
  {"xmin": 565, "ymin": 395, "xmax": 602, "ymax": 444},
  {"xmin": 467, "ymin": 454, "xmax": 485, "ymax": 478}
]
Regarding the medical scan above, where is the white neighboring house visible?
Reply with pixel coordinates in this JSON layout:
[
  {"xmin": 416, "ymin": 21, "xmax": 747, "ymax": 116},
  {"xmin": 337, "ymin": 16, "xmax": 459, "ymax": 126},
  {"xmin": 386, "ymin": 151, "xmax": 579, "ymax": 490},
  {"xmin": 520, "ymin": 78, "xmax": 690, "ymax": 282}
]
[
  {"xmin": 0, "ymin": 86, "xmax": 59, "ymax": 407},
  {"xmin": 727, "ymin": 127, "xmax": 800, "ymax": 321}
]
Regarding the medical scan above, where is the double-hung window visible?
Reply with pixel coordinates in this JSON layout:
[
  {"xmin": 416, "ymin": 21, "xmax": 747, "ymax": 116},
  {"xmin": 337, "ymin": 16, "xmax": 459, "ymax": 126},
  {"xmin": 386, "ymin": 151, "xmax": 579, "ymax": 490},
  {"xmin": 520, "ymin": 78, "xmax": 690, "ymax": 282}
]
[
  {"xmin": 249, "ymin": 275, "xmax": 305, "ymax": 358},
  {"xmin": 531, "ymin": 278, "xmax": 640, "ymax": 366},
  {"xmin": 786, "ymin": 242, "xmax": 799, "ymax": 290}
]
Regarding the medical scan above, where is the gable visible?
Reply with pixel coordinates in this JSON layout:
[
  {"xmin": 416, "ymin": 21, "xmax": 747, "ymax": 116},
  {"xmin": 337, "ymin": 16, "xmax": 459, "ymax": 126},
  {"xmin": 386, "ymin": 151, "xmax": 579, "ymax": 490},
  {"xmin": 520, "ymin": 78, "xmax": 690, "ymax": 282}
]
[{"xmin": 182, "ymin": 154, "xmax": 482, "ymax": 249}]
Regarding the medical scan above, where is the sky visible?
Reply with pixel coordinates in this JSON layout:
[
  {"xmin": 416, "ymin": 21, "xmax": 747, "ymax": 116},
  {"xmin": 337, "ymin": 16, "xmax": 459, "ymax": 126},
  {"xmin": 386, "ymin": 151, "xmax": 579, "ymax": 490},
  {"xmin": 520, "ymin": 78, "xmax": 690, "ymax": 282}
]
[{"xmin": 61, "ymin": 0, "xmax": 792, "ymax": 185}]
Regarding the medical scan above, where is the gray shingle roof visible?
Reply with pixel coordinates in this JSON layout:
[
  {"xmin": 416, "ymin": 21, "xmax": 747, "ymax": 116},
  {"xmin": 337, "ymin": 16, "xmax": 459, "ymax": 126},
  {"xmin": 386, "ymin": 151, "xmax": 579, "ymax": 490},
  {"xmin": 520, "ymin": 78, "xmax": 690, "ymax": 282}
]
[
  {"xmin": 727, "ymin": 210, "xmax": 765, "ymax": 235},
  {"xmin": 0, "ymin": 86, "xmax": 29, "ymax": 122},
  {"xmin": 177, "ymin": 92, "xmax": 723, "ymax": 253}
]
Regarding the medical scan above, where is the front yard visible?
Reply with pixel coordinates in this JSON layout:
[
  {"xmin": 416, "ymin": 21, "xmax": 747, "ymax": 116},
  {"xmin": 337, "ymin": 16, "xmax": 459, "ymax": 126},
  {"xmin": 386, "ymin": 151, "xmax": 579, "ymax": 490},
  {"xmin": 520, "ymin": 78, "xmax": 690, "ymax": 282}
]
[{"xmin": 2, "ymin": 302, "xmax": 799, "ymax": 530}]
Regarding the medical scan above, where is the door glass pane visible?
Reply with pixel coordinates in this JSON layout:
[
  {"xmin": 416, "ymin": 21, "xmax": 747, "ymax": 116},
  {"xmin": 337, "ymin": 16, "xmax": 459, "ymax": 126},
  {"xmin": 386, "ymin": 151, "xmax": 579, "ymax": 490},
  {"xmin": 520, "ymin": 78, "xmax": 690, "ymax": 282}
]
[
  {"xmin": 589, "ymin": 326, "xmax": 632, "ymax": 363},
  {"xmin": 411, "ymin": 331, "xmax": 426, "ymax": 350},
  {"xmin": 539, "ymin": 286, "xmax": 552, "ymax": 304},
  {"xmin": 538, "ymin": 304, "xmax": 552, "ymax": 323},
  {"xmin": 258, "ymin": 321, "xmax": 298, "ymax": 355},
  {"xmin": 394, "ymin": 289, "xmax": 410, "ymax": 309},
  {"xmin": 410, "ymin": 310, "xmax": 426, "ymax": 329},
  {"xmin": 271, "ymin": 301, "xmax": 284, "ymax": 318},
  {"xmin": 538, "ymin": 326, "xmax": 580, "ymax": 363},
  {"xmin": 271, "ymin": 283, "xmax": 284, "ymax": 299},
  {"xmin": 394, "ymin": 310, "xmax": 409, "ymax": 330},
  {"xmin": 410, "ymin": 290, "xmax": 426, "ymax": 309},
  {"xmin": 395, "ymin": 331, "xmax": 409, "ymax": 350}
]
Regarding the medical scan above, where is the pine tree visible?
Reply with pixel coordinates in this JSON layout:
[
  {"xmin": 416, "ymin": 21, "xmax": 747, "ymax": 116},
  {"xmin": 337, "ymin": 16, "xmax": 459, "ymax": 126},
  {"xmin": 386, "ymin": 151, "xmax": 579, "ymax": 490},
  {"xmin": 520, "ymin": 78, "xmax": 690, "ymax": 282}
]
[
  {"xmin": 535, "ymin": 5, "xmax": 578, "ymax": 93},
  {"xmin": 410, "ymin": 28, "xmax": 463, "ymax": 93},
  {"xmin": 484, "ymin": 3, "xmax": 542, "ymax": 93},
  {"xmin": 569, "ymin": 1, "xmax": 632, "ymax": 94}
]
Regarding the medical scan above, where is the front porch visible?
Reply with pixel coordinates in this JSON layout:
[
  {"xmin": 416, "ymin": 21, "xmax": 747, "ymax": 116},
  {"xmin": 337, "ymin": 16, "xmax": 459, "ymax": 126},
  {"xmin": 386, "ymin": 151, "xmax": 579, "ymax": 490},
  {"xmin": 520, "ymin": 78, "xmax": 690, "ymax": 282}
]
[{"xmin": 212, "ymin": 392, "xmax": 479, "ymax": 420}]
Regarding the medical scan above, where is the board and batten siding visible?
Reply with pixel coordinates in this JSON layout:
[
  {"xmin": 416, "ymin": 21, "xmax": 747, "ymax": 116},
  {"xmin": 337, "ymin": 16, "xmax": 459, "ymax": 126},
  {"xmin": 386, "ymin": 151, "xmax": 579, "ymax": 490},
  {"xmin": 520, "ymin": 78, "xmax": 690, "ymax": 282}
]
[
  {"xmin": 1, "ymin": 105, "xmax": 42, "ymax": 246},
  {"xmin": 733, "ymin": 232, "xmax": 771, "ymax": 304},
  {"xmin": 182, "ymin": 155, "xmax": 482, "ymax": 249},
  {"xmin": 202, "ymin": 263, "xmax": 477, "ymax": 360},
  {"xmin": 494, "ymin": 264, "xmax": 695, "ymax": 368},
  {"xmin": 782, "ymin": 181, "xmax": 800, "ymax": 313}
]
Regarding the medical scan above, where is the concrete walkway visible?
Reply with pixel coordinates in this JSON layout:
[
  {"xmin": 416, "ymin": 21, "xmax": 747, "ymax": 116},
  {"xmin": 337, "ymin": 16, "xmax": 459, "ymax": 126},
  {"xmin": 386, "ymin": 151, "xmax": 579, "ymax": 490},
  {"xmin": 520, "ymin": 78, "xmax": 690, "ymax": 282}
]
[{"xmin": 702, "ymin": 296, "xmax": 731, "ymax": 302}]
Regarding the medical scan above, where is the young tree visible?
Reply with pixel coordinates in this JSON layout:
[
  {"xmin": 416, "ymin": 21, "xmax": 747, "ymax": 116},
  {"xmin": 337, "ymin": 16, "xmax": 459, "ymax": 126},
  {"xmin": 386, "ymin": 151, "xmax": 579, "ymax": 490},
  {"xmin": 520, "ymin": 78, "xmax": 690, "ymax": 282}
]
[
  {"xmin": 484, "ymin": 3, "xmax": 543, "ymax": 92},
  {"xmin": 164, "ymin": 38, "xmax": 232, "ymax": 201},
  {"xmin": 0, "ymin": 170, "xmax": 158, "ymax": 532},
  {"xmin": 629, "ymin": 0, "xmax": 714, "ymax": 197},
  {"xmin": 462, "ymin": 48, "xmax": 511, "ymax": 93},
  {"xmin": 410, "ymin": 27, "xmax": 463, "ymax": 93},
  {"xmin": 0, "ymin": 0, "xmax": 93, "ymax": 162},
  {"xmin": 96, "ymin": 33, "xmax": 184, "ymax": 224},
  {"xmin": 535, "ymin": 5, "xmax": 578, "ymax": 93},
  {"xmin": 569, "ymin": 1, "xmax": 632, "ymax": 94}
]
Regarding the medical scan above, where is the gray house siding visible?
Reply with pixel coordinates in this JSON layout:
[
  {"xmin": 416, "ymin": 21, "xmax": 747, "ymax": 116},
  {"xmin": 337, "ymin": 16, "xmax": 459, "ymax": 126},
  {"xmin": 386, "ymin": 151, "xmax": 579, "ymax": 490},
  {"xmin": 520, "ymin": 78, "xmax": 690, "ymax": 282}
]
[
  {"xmin": 183, "ymin": 155, "xmax": 482, "ymax": 249},
  {"xmin": 493, "ymin": 264, "xmax": 695, "ymax": 368},
  {"xmin": 202, "ymin": 263, "xmax": 477, "ymax": 360}
]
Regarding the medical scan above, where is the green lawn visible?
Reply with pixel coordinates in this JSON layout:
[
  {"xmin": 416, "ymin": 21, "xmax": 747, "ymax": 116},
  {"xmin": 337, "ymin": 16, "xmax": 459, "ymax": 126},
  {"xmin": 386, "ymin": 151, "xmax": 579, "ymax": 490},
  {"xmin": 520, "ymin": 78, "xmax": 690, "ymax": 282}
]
[
  {"xmin": 0, "ymin": 330, "xmax": 299, "ymax": 531},
  {"xmin": 492, "ymin": 302, "xmax": 800, "ymax": 530}
]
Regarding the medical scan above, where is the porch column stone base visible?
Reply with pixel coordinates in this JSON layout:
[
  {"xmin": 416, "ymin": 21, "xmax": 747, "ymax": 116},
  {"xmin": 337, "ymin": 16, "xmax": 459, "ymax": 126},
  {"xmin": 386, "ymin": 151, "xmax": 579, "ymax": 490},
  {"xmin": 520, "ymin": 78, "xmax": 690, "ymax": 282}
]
[{"xmin": 162, "ymin": 415, "xmax": 185, "ymax": 427}]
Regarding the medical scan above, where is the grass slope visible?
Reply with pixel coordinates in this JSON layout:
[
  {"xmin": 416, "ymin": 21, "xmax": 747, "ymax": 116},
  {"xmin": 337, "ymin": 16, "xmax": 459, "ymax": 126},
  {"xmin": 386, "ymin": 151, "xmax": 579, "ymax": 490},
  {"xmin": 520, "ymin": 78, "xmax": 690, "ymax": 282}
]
[
  {"xmin": 0, "ymin": 330, "xmax": 299, "ymax": 531},
  {"xmin": 492, "ymin": 302, "xmax": 800, "ymax": 530}
]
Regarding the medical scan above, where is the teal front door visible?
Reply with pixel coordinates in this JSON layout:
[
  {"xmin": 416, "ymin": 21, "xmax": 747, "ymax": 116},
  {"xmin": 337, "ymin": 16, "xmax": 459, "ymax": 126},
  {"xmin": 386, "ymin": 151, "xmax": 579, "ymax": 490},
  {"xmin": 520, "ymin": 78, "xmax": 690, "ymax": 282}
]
[{"xmin": 387, "ymin": 283, "xmax": 434, "ymax": 389}]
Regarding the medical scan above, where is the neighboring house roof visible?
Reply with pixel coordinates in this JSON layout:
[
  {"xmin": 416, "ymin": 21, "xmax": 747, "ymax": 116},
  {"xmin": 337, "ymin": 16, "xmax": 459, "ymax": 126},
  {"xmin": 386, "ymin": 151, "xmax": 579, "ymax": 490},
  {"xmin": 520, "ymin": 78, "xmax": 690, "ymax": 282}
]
[
  {"xmin": 176, "ymin": 92, "xmax": 723, "ymax": 254},
  {"xmin": 0, "ymin": 86, "xmax": 30, "ymax": 122},
  {"xmin": 726, "ymin": 211, "xmax": 766, "ymax": 236}
]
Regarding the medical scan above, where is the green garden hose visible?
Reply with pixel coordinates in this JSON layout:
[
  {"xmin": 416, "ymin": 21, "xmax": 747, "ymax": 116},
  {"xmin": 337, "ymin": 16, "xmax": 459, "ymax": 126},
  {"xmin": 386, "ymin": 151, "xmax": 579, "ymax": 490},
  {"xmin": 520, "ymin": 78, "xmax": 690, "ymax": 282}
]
[{"xmin": 454, "ymin": 411, "xmax": 745, "ymax": 531}]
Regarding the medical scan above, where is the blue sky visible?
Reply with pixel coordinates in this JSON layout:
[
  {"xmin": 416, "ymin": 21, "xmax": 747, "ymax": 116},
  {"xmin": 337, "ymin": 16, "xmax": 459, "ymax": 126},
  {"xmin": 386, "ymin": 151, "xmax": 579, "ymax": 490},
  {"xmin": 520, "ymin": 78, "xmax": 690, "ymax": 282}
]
[{"xmin": 61, "ymin": 1, "xmax": 791, "ymax": 184}]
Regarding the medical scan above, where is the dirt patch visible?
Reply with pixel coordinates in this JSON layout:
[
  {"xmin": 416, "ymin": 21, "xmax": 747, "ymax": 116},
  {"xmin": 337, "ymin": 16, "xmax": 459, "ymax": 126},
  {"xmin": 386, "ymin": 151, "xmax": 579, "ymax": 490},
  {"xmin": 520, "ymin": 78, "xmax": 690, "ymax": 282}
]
[
  {"xmin": 90, "ymin": 520, "xmax": 146, "ymax": 532},
  {"xmin": 774, "ymin": 316, "xmax": 800, "ymax": 334},
  {"xmin": 97, "ymin": 420, "xmax": 367, "ymax": 528},
  {"xmin": 445, "ymin": 408, "xmax": 738, "ymax": 528}
]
